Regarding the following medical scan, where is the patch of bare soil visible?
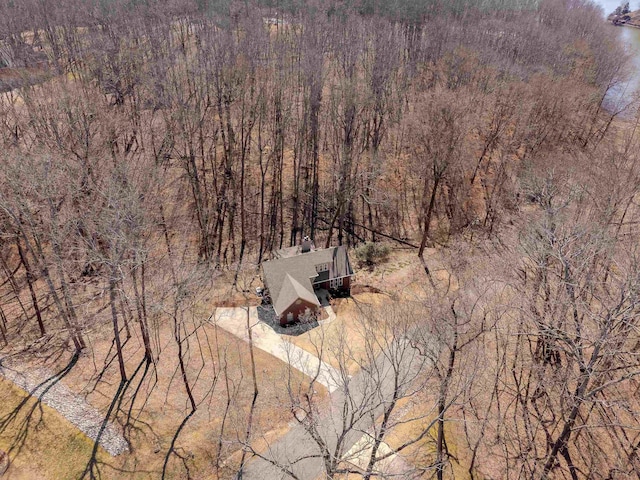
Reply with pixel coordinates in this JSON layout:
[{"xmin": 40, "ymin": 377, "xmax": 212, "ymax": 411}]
[{"xmin": 0, "ymin": 67, "xmax": 51, "ymax": 92}]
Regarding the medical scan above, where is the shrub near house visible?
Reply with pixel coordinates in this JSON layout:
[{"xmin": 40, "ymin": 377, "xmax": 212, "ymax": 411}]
[{"xmin": 354, "ymin": 242, "xmax": 390, "ymax": 269}]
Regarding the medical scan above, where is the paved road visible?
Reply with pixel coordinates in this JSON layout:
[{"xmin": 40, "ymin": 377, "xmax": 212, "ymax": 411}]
[
  {"xmin": 213, "ymin": 307, "xmax": 342, "ymax": 392},
  {"xmin": 240, "ymin": 335, "xmax": 429, "ymax": 479}
]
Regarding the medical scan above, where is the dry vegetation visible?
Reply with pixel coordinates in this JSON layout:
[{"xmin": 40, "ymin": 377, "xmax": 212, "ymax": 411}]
[
  {"xmin": 0, "ymin": 0, "xmax": 640, "ymax": 478},
  {"xmin": 1, "ymin": 306, "xmax": 316, "ymax": 479},
  {"xmin": 287, "ymin": 292, "xmax": 391, "ymax": 374}
]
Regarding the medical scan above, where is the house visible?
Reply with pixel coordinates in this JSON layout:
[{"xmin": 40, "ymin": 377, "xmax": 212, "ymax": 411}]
[{"xmin": 262, "ymin": 241, "xmax": 354, "ymax": 326}]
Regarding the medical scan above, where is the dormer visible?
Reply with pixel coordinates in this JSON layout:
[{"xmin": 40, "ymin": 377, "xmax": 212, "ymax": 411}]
[{"xmin": 315, "ymin": 263, "xmax": 329, "ymax": 273}]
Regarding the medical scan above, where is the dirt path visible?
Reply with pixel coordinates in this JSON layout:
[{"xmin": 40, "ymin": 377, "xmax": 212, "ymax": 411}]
[
  {"xmin": 0, "ymin": 358, "xmax": 128, "ymax": 456},
  {"xmin": 212, "ymin": 307, "xmax": 342, "ymax": 393}
]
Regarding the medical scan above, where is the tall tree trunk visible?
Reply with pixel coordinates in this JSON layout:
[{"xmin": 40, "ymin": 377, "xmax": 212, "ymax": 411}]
[
  {"xmin": 0, "ymin": 253, "xmax": 31, "ymax": 329},
  {"xmin": 437, "ymin": 305, "xmax": 459, "ymax": 480},
  {"xmin": 16, "ymin": 236, "xmax": 45, "ymax": 336},
  {"xmin": 131, "ymin": 264, "xmax": 152, "ymax": 361},
  {"xmin": 238, "ymin": 306, "xmax": 259, "ymax": 476},
  {"xmin": 109, "ymin": 273, "xmax": 127, "ymax": 382},
  {"xmin": 418, "ymin": 174, "xmax": 440, "ymax": 258},
  {"xmin": 0, "ymin": 305, "xmax": 8, "ymax": 346}
]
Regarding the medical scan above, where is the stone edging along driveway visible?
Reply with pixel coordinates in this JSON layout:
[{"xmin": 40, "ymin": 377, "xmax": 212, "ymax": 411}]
[
  {"xmin": 0, "ymin": 359, "xmax": 128, "ymax": 456},
  {"xmin": 211, "ymin": 307, "xmax": 342, "ymax": 393}
]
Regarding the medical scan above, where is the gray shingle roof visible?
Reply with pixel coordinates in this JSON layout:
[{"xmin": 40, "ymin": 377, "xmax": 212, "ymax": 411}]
[
  {"xmin": 275, "ymin": 274, "xmax": 320, "ymax": 315},
  {"xmin": 262, "ymin": 246, "xmax": 354, "ymax": 316}
]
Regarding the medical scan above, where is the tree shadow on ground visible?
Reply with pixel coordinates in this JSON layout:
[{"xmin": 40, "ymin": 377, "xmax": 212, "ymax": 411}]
[
  {"xmin": 0, "ymin": 350, "xmax": 79, "ymax": 457},
  {"xmin": 81, "ymin": 354, "xmax": 155, "ymax": 480}
]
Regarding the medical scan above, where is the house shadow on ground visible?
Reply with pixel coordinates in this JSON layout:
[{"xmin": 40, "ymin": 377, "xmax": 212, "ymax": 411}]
[
  {"xmin": 315, "ymin": 288, "xmax": 331, "ymax": 307},
  {"xmin": 257, "ymin": 305, "xmax": 320, "ymax": 336}
]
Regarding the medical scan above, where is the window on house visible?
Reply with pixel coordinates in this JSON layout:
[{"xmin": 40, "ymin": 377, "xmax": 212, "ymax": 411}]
[
  {"xmin": 316, "ymin": 263, "xmax": 329, "ymax": 273},
  {"xmin": 330, "ymin": 277, "xmax": 343, "ymax": 289}
]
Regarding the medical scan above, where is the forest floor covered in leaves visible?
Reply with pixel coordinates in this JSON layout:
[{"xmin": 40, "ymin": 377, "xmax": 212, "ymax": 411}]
[{"xmin": 0, "ymin": 303, "xmax": 318, "ymax": 479}]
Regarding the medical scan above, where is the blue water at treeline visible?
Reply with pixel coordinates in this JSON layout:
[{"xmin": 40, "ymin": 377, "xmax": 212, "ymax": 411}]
[{"xmin": 594, "ymin": 0, "xmax": 640, "ymax": 112}]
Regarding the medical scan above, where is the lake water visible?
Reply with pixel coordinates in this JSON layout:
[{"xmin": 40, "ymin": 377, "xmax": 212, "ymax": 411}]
[{"xmin": 595, "ymin": 0, "xmax": 640, "ymax": 112}]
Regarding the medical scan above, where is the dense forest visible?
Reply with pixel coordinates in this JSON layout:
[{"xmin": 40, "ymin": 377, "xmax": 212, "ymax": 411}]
[{"xmin": 1, "ymin": 0, "xmax": 640, "ymax": 478}]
